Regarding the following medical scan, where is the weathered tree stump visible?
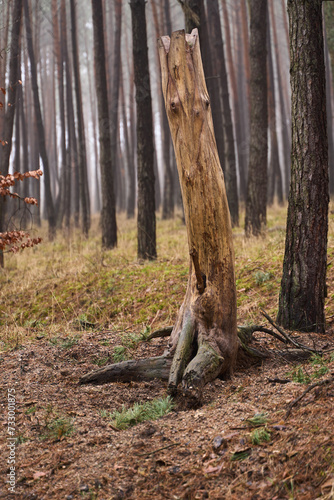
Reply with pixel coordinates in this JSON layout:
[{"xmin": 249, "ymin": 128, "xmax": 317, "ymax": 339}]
[
  {"xmin": 81, "ymin": 30, "xmax": 238, "ymax": 406},
  {"xmin": 158, "ymin": 29, "xmax": 238, "ymax": 403}
]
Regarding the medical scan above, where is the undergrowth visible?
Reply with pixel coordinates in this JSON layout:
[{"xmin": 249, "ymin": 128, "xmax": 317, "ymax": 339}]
[
  {"xmin": 287, "ymin": 353, "xmax": 334, "ymax": 384},
  {"xmin": 101, "ymin": 396, "xmax": 175, "ymax": 429},
  {"xmin": 1, "ymin": 205, "xmax": 334, "ymax": 352}
]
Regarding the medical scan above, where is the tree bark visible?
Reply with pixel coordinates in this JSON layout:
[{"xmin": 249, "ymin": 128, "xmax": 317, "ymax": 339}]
[
  {"xmin": 130, "ymin": 0, "xmax": 157, "ymax": 260},
  {"xmin": 109, "ymin": 0, "xmax": 122, "ymax": 204},
  {"xmin": 267, "ymin": 8, "xmax": 283, "ymax": 206},
  {"xmin": 151, "ymin": 0, "xmax": 174, "ymax": 220},
  {"xmin": 24, "ymin": 0, "xmax": 56, "ymax": 238},
  {"xmin": 158, "ymin": 29, "xmax": 238, "ymax": 404},
  {"xmin": 222, "ymin": 0, "xmax": 247, "ymax": 202},
  {"xmin": 277, "ymin": 0, "xmax": 329, "ymax": 333},
  {"xmin": 91, "ymin": 0, "xmax": 117, "ymax": 249},
  {"xmin": 70, "ymin": 0, "xmax": 90, "ymax": 237},
  {"xmin": 207, "ymin": 0, "xmax": 239, "ymax": 227},
  {"xmin": 0, "ymin": 0, "xmax": 22, "ymax": 176},
  {"xmin": 271, "ymin": 0, "xmax": 291, "ymax": 200},
  {"xmin": 324, "ymin": 18, "xmax": 334, "ymax": 197},
  {"xmin": 245, "ymin": 0, "xmax": 268, "ymax": 237}
]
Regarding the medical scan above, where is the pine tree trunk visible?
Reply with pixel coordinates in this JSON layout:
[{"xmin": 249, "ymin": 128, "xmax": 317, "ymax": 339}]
[
  {"xmin": 222, "ymin": 0, "xmax": 247, "ymax": 203},
  {"xmin": 109, "ymin": 0, "xmax": 122, "ymax": 202},
  {"xmin": 161, "ymin": 0, "xmax": 174, "ymax": 219},
  {"xmin": 159, "ymin": 29, "xmax": 238, "ymax": 404},
  {"xmin": 0, "ymin": 0, "xmax": 22, "ymax": 177},
  {"xmin": 120, "ymin": 65, "xmax": 136, "ymax": 219},
  {"xmin": 130, "ymin": 0, "xmax": 156, "ymax": 260},
  {"xmin": 271, "ymin": 0, "xmax": 291, "ymax": 200},
  {"xmin": 267, "ymin": 9, "xmax": 283, "ymax": 206},
  {"xmin": 24, "ymin": 0, "xmax": 56, "ymax": 237},
  {"xmin": 199, "ymin": 2, "xmax": 225, "ymax": 174},
  {"xmin": 91, "ymin": 0, "xmax": 117, "ymax": 249},
  {"xmin": 70, "ymin": 0, "xmax": 90, "ymax": 237},
  {"xmin": 245, "ymin": 0, "xmax": 268, "ymax": 237},
  {"xmin": 207, "ymin": 0, "xmax": 239, "ymax": 227},
  {"xmin": 53, "ymin": 0, "xmax": 66, "ymax": 227},
  {"xmin": 324, "ymin": 22, "xmax": 334, "ymax": 197},
  {"xmin": 277, "ymin": 0, "xmax": 329, "ymax": 333}
]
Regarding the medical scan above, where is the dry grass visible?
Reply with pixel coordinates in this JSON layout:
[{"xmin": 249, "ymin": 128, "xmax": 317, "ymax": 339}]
[{"xmin": 1, "ymin": 203, "xmax": 334, "ymax": 352}]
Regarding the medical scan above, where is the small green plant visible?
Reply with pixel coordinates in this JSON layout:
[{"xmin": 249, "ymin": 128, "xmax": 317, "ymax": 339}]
[
  {"xmin": 25, "ymin": 406, "xmax": 37, "ymax": 415},
  {"xmin": 105, "ymin": 396, "xmax": 174, "ymax": 430},
  {"xmin": 92, "ymin": 356, "xmax": 110, "ymax": 367},
  {"xmin": 250, "ymin": 427, "xmax": 271, "ymax": 445},
  {"xmin": 41, "ymin": 404, "xmax": 74, "ymax": 441},
  {"xmin": 254, "ymin": 270, "xmax": 273, "ymax": 285},
  {"xmin": 15, "ymin": 434, "xmax": 29, "ymax": 444},
  {"xmin": 289, "ymin": 365, "xmax": 311, "ymax": 384},
  {"xmin": 42, "ymin": 416, "xmax": 74, "ymax": 441},
  {"xmin": 60, "ymin": 336, "xmax": 80, "ymax": 349},
  {"xmin": 112, "ymin": 345, "xmax": 128, "ymax": 362},
  {"xmin": 246, "ymin": 412, "xmax": 269, "ymax": 427},
  {"xmin": 310, "ymin": 354, "xmax": 329, "ymax": 378}
]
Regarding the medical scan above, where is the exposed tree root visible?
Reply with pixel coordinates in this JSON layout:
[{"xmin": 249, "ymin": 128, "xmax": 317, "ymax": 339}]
[
  {"xmin": 167, "ymin": 312, "xmax": 195, "ymax": 395},
  {"xmin": 79, "ymin": 318, "xmax": 317, "ymax": 391},
  {"xmin": 79, "ymin": 355, "xmax": 172, "ymax": 385}
]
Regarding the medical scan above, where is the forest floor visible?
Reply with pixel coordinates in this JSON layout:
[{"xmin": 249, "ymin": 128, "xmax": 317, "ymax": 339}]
[{"xmin": 0, "ymin": 205, "xmax": 334, "ymax": 500}]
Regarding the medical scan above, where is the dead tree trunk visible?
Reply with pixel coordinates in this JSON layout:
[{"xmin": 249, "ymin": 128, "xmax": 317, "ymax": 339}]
[
  {"xmin": 158, "ymin": 29, "xmax": 238, "ymax": 402},
  {"xmin": 80, "ymin": 30, "xmax": 238, "ymax": 405},
  {"xmin": 80, "ymin": 30, "xmax": 239, "ymax": 407}
]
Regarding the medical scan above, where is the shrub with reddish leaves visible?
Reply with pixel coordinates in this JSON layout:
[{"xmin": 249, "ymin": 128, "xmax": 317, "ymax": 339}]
[{"xmin": 0, "ymin": 169, "xmax": 43, "ymax": 253}]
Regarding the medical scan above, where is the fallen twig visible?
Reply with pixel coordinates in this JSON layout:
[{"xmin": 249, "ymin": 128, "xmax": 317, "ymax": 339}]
[
  {"xmin": 260, "ymin": 309, "xmax": 321, "ymax": 354},
  {"xmin": 249, "ymin": 325, "xmax": 287, "ymax": 344},
  {"xmin": 285, "ymin": 375, "xmax": 334, "ymax": 419}
]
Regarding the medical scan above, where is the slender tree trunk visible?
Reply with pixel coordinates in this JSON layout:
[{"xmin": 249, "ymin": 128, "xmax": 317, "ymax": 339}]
[
  {"xmin": 245, "ymin": 0, "xmax": 268, "ymax": 237},
  {"xmin": 207, "ymin": 0, "xmax": 239, "ymax": 227},
  {"xmin": 267, "ymin": 9, "xmax": 283, "ymax": 206},
  {"xmin": 277, "ymin": 0, "xmax": 329, "ymax": 333},
  {"xmin": 151, "ymin": 0, "xmax": 174, "ymax": 219},
  {"xmin": 120, "ymin": 65, "xmax": 136, "ymax": 219},
  {"xmin": 52, "ymin": 0, "xmax": 66, "ymax": 227},
  {"xmin": 84, "ymin": 35, "xmax": 101, "ymax": 214},
  {"xmin": 130, "ymin": 0, "xmax": 156, "ymax": 260},
  {"xmin": 222, "ymin": 0, "xmax": 247, "ymax": 202},
  {"xmin": 0, "ymin": 1, "xmax": 11, "ymax": 169},
  {"xmin": 270, "ymin": 0, "xmax": 291, "ymax": 200},
  {"xmin": 199, "ymin": 1, "xmax": 226, "ymax": 173},
  {"xmin": 1, "ymin": 0, "xmax": 22, "ymax": 178},
  {"xmin": 91, "ymin": 0, "xmax": 117, "ymax": 248},
  {"xmin": 24, "ymin": 0, "xmax": 55, "ymax": 238},
  {"xmin": 232, "ymin": 0, "xmax": 250, "ymax": 194},
  {"xmin": 24, "ymin": 49, "xmax": 40, "ymax": 226},
  {"xmin": 70, "ymin": 0, "xmax": 90, "ymax": 237},
  {"xmin": 61, "ymin": 0, "xmax": 72, "ymax": 229},
  {"xmin": 324, "ymin": 20, "xmax": 334, "ymax": 197},
  {"xmin": 109, "ymin": 0, "xmax": 122, "ymax": 210}
]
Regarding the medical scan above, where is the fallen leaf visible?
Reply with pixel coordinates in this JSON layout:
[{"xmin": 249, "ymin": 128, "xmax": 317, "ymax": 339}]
[
  {"xmin": 203, "ymin": 463, "xmax": 224, "ymax": 474},
  {"xmin": 33, "ymin": 471, "xmax": 47, "ymax": 480}
]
